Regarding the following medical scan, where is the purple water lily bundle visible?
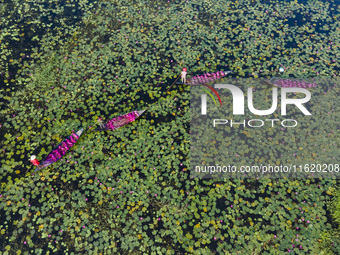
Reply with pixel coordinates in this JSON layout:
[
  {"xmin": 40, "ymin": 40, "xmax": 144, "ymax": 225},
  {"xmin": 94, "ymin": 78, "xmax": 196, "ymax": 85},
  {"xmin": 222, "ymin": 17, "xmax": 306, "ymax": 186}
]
[
  {"xmin": 95, "ymin": 110, "xmax": 146, "ymax": 131},
  {"xmin": 184, "ymin": 71, "xmax": 232, "ymax": 85},
  {"xmin": 35, "ymin": 128, "xmax": 84, "ymax": 171},
  {"xmin": 271, "ymin": 78, "xmax": 316, "ymax": 88}
]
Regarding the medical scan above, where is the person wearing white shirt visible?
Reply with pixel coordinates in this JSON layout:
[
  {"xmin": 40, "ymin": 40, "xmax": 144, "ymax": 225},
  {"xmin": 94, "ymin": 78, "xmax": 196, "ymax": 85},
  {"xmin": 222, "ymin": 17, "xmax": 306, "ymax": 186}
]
[{"xmin": 181, "ymin": 67, "xmax": 187, "ymax": 83}]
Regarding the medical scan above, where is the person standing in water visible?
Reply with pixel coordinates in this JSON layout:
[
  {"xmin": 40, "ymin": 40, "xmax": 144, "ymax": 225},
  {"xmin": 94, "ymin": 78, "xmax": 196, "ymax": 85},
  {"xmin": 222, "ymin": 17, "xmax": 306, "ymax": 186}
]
[
  {"xmin": 181, "ymin": 67, "xmax": 187, "ymax": 83},
  {"xmin": 97, "ymin": 117, "xmax": 105, "ymax": 129},
  {"xmin": 30, "ymin": 155, "xmax": 40, "ymax": 166}
]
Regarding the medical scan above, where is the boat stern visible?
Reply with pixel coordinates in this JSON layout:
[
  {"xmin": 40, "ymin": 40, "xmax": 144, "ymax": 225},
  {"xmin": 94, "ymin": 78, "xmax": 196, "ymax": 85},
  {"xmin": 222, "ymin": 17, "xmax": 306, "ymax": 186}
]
[{"xmin": 76, "ymin": 128, "xmax": 84, "ymax": 137}]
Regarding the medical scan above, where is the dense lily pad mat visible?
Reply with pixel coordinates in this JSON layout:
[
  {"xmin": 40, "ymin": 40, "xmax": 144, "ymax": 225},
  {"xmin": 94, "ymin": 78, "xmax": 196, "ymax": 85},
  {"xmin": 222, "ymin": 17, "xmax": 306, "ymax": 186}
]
[
  {"xmin": 190, "ymin": 77, "xmax": 339, "ymax": 179},
  {"xmin": 0, "ymin": 0, "xmax": 339, "ymax": 254},
  {"xmin": 319, "ymin": 188, "xmax": 340, "ymax": 255}
]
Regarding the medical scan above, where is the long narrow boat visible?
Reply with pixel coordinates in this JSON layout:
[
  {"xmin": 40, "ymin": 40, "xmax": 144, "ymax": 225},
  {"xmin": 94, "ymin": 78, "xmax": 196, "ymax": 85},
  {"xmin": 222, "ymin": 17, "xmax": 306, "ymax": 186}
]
[
  {"xmin": 94, "ymin": 110, "xmax": 146, "ymax": 131},
  {"xmin": 263, "ymin": 77, "xmax": 316, "ymax": 88},
  {"xmin": 176, "ymin": 70, "xmax": 232, "ymax": 85},
  {"xmin": 175, "ymin": 71, "xmax": 232, "ymax": 107},
  {"xmin": 35, "ymin": 128, "xmax": 84, "ymax": 172}
]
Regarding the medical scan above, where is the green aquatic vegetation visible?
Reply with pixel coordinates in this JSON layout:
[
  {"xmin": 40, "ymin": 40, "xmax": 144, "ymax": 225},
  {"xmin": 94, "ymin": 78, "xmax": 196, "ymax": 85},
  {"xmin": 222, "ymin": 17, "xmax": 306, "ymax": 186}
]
[
  {"xmin": 318, "ymin": 187, "xmax": 340, "ymax": 254},
  {"xmin": 0, "ymin": 0, "xmax": 339, "ymax": 254}
]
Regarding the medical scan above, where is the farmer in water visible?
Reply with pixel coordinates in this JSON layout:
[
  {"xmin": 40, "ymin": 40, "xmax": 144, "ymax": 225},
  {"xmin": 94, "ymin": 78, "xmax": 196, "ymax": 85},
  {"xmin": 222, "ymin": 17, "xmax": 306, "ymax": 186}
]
[
  {"xmin": 97, "ymin": 117, "xmax": 105, "ymax": 129},
  {"xmin": 181, "ymin": 67, "xmax": 187, "ymax": 83},
  {"xmin": 30, "ymin": 155, "xmax": 40, "ymax": 166}
]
